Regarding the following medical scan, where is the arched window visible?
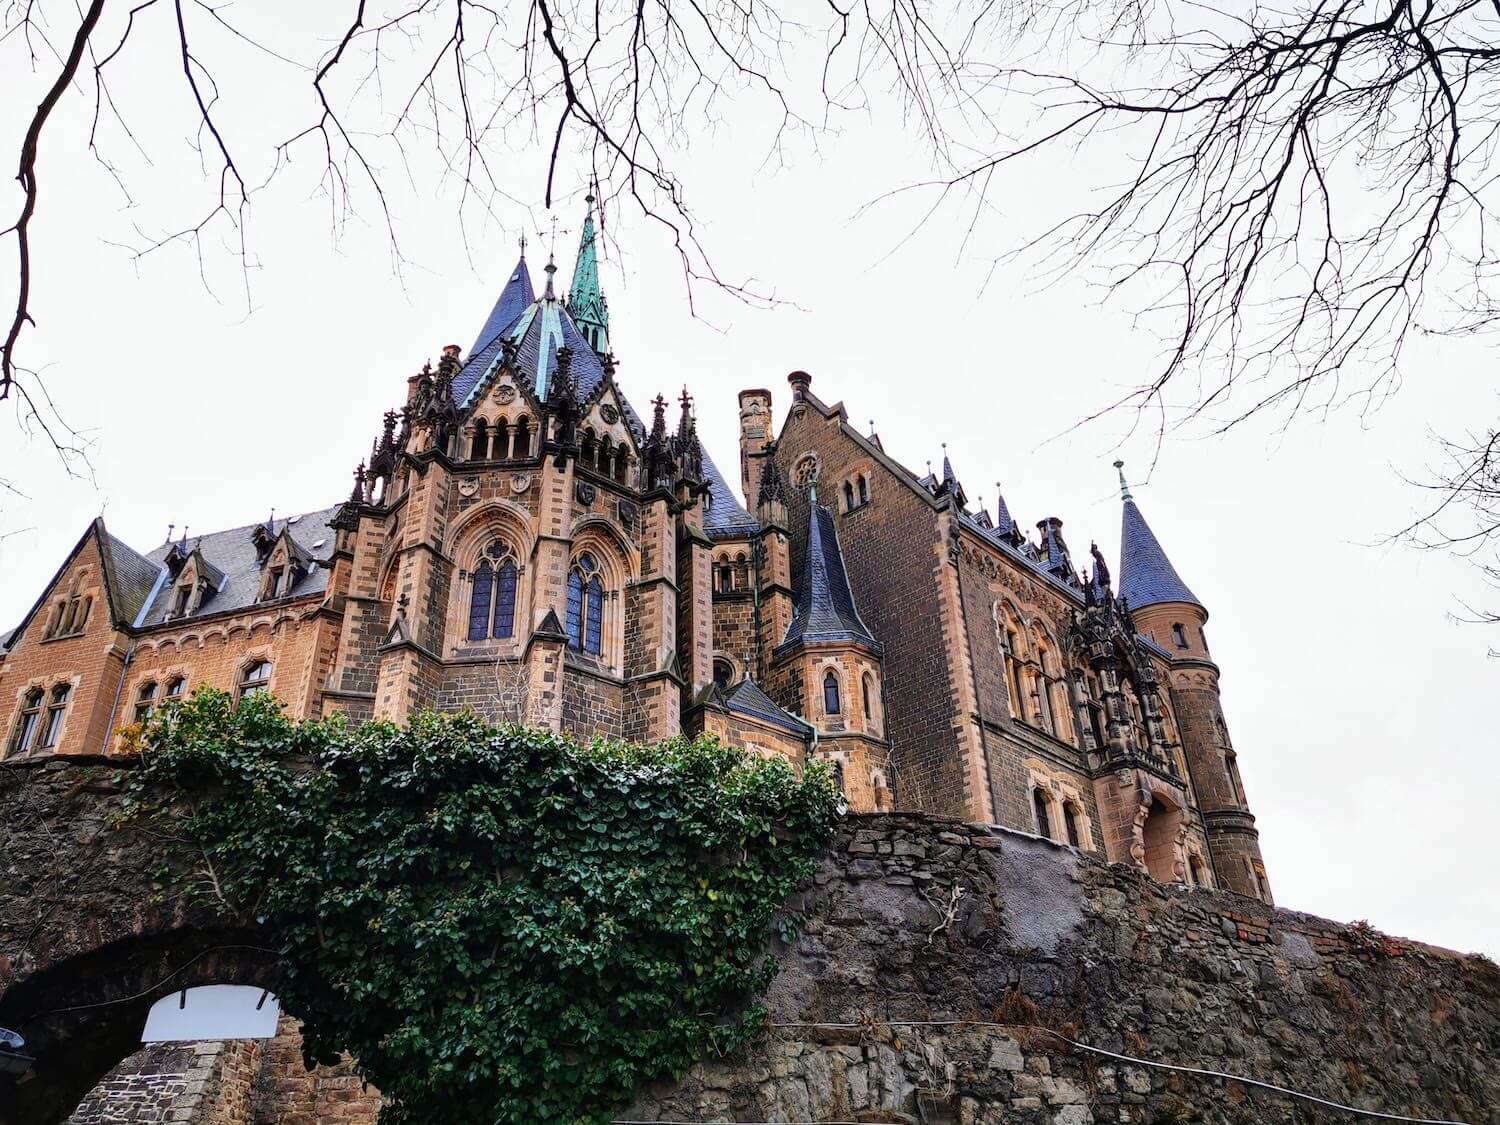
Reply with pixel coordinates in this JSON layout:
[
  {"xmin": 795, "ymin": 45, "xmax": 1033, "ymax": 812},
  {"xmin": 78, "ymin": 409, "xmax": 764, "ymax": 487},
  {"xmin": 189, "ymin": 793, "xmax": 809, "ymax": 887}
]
[
  {"xmin": 134, "ymin": 682, "xmax": 159, "ymax": 724},
  {"xmin": 1032, "ymin": 788, "xmax": 1052, "ymax": 840},
  {"xmin": 238, "ymin": 661, "xmax": 272, "ymax": 700},
  {"xmin": 1062, "ymin": 801, "xmax": 1081, "ymax": 847},
  {"xmin": 581, "ymin": 427, "xmax": 597, "ymax": 468},
  {"xmin": 1171, "ymin": 622, "xmax": 1188, "ymax": 649},
  {"xmin": 165, "ymin": 676, "xmax": 187, "ymax": 700},
  {"xmin": 7, "ymin": 688, "xmax": 44, "ymax": 757},
  {"xmin": 862, "ymin": 672, "xmax": 874, "ymax": 720},
  {"xmin": 713, "ymin": 659, "xmax": 734, "ymax": 689},
  {"xmin": 469, "ymin": 560, "xmax": 495, "ymax": 640},
  {"xmin": 38, "ymin": 683, "xmax": 72, "ymax": 749},
  {"xmin": 493, "ymin": 418, "xmax": 510, "ymax": 460},
  {"xmin": 843, "ymin": 480, "xmax": 855, "ymax": 511},
  {"xmin": 598, "ymin": 436, "xmax": 612, "ymax": 474},
  {"xmin": 470, "ymin": 419, "xmax": 489, "ymax": 460},
  {"xmin": 1000, "ymin": 614, "xmax": 1027, "ymax": 721},
  {"xmin": 822, "ymin": 670, "xmax": 841, "ymax": 715},
  {"xmin": 613, "ymin": 451, "xmax": 629, "ymax": 484},
  {"xmin": 717, "ymin": 560, "xmax": 733, "ymax": 592},
  {"xmin": 566, "ymin": 553, "xmax": 605, "ymax": 656},
  {"xmin": 469, "ymin": 544, "xmax": 518, "ymax": 641},
  {"xmin": 493, "ymin": 558, "xmax": 517, "ymax": 638},
  {"xmin": 513, "ymin": 416, "xmax": 532, "ymax": 458},
  {"xmin": 734, "ymin": 552, "xmax": 748, "ymax": 590},
  {"xmin": 857, "ymin": 475, "xmax": 869, "ymax": 505}
]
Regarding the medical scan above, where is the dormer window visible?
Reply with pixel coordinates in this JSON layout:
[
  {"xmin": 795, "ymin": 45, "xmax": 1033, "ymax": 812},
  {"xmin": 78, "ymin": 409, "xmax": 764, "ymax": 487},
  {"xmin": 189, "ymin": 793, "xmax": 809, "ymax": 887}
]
[
  {"xmin": 261, "ymin": 567, "xmax": 285, "ymax": 602},
  {"xmin": 171, "ymin": 585, "xmax": 192, "ymax": 618}
]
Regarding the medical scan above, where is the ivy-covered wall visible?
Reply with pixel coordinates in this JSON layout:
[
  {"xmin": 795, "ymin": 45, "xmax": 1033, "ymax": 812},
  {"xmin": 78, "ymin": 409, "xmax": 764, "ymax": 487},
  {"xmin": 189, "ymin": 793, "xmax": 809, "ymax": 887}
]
[{"xmin": 4, "ymin": 758, "xmax": 1499, "ymax": 1124}]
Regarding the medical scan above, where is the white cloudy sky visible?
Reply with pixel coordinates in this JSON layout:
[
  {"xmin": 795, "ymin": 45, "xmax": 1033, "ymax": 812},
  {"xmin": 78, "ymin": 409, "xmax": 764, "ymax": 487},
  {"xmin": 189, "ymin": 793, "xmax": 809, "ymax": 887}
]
[{"xmin": 1, "ymin": 3, "xmax": 1495, "ymax": 956}]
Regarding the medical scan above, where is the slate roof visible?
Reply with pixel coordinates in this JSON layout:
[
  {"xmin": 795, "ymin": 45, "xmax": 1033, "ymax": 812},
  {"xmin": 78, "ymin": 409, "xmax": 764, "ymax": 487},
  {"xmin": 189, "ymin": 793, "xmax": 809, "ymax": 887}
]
[
  {"xmin": 1118, "ymin": 497, "xmax": 1201, "ymax": 610},
  {"xmin": 702, "ymin": 451, "xmax": 758, "ymax": 538},
  {"xmin": 467, "ymin": 253, "xmax": 536, "ymax": 357},
  {"xmin": 100, "ymin": 531, "xmax": 164, "ymax": 625},
  {"xmin": 456, "ymin": 254, "xmax": 755, "ymax": 537},
  {"xmin": 781, "ymin": 493, "xmax": 877, "ymax": 651},
  {"xmin": 455, "ymin": 260, "xmax": 621, "ymax": 427},
  {"xmin": 136, "ymin": 507, "xmax": 341, "ymax": 626},
  {"xmin": 725, "ymin": 678, "xmax": 812, "ymax": 735}
]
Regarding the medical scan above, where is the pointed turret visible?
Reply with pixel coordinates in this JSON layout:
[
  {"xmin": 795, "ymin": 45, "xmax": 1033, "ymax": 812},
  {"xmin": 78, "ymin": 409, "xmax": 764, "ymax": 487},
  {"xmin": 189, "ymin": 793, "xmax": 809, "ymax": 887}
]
[
  {"xmin": 780, "ymin": 486, "xmax": 877, "ymax": 652},
  {"xmin": 469, "ymin": 245, "xmax": 536, "ymax": 355},
  {"xmin": 567, "ymin": 193, "xmax": 609, "ymax": 354},
  {"xmin": 1115, "ymin": 461, "xmax": 1201, "ymax": 611}
]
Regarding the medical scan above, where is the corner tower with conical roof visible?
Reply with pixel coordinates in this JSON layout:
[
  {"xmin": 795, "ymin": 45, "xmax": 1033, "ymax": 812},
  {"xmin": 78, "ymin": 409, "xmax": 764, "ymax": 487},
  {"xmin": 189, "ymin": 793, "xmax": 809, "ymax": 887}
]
[
  {"xmin": 767, "ymin": 484, "xmax": 892, "ymax": 812},
  {"xmin": 1116, "ymin": 462, "xmax": 1271, "ymax": 902}
]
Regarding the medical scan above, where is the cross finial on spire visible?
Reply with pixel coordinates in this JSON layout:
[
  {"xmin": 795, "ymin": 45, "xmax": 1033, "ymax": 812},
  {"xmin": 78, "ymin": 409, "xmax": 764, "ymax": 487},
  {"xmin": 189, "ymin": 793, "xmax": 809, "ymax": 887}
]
[{"xmin": 1113, "ymin": 459, "xmax": 1133, "ymax": 501}]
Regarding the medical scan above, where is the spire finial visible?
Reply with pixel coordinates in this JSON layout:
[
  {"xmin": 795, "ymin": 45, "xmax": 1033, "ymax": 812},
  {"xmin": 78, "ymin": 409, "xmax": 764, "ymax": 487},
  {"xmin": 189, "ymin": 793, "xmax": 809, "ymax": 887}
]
[
  {"xmin": 518, "ymin": 232, "xmax": 527, "ymax": 256},
  {"xmin": 1113, "ymin": 459, "xmax": 1133, "ymax": 501}
]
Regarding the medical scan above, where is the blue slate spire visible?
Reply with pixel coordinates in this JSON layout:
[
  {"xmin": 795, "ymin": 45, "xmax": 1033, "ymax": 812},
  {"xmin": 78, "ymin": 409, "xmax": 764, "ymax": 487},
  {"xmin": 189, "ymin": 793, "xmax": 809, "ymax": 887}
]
[
  {"xmin": 1116, "ymin": 462, "xmax": 1202, "ymax": 610},
  {"xmin": 781, "ymin": 486, "xmax": 878, "ymax": 651},
  {"xmin": 468, "ymin": 246, "xmax": 535, "ymax": 355}
]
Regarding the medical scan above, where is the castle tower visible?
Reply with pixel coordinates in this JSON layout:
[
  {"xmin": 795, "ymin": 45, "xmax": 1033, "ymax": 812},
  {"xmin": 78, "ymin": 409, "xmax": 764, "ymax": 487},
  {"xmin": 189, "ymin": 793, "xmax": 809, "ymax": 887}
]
[
  {"xmin": 770, "ymin": 486, "xmax": 891, "ymax": 812},
  {"xmin": 1115, "ymin": 463, "xmax": 1271, "ymax": 902},
  {"xmin": 753, "ymin": 451, "xmax": 794, "ymax": 683}
]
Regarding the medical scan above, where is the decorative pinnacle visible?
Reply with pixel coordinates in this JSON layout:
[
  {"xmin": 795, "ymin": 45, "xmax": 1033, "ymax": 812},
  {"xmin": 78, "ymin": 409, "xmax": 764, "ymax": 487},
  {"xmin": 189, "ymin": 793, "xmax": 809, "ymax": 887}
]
[{"xmin": 1113, "ymin": 459, "xmax": 1133, "ymax": 501}]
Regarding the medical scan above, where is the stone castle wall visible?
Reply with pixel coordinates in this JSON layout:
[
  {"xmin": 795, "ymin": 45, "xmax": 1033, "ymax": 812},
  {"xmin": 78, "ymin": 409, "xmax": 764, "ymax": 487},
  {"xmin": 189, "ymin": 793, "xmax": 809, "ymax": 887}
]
[{"xmin": 5, "ymin": 756, "xmax": 1496, "ymax": 1124}]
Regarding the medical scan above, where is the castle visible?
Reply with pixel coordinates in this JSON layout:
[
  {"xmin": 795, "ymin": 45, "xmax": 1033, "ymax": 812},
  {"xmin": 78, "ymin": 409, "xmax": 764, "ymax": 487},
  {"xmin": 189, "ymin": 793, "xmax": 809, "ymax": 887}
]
[{"xmin": 0, "ymin": 197, "xmax": 1271, "ymax": 903}]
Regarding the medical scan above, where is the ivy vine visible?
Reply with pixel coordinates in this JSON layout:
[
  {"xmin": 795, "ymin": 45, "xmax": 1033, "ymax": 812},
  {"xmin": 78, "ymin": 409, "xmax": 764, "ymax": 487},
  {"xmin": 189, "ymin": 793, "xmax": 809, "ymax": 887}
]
[{"xmin": 128, "ymin": 690, "xmax": 840, "ymax": 1124}]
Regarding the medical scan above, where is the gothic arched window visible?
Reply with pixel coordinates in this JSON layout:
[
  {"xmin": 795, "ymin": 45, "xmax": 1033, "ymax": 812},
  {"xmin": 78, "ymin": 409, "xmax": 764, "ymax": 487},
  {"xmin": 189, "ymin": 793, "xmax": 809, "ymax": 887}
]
[
  {"xmin": 857, "ymin": 475, "xmax": 869, "ymax": 505},
  {"xmin": 843, "ymin": 480, "xmax": 855, "ymax": 511},
  {"xmin": 165, "ymin": 676, "xmax": 187, "ymax": 701},
  {"xmin": 567, "ymin": 553, "xmax": 605, "ymax": 656},
  {"xmin": 1063, "ymin": 801, "xmax": 1081, "ymax": 847},
  {"xmin": 469, "ymin": 560, "xmax": 494, "ymax": 640},
  {"xmin": 1032, "ymin": 788, "xmax": 1052, "ymax": 840},
  {"xmin": 493, "ymin": 418, "xmax": 510, "ymax": 460},
  {"xmin": 469, "ymin": 543, "xmax": 517, "ymax": 641},
  {"xmin": 493, "ymin": 558, "xmax": 517, "ymax": 638},
  {"xmin": 513, "ymin": 416, "xmax": 532, "ymax": 458},
  {"xmin": 471, "ymin": 419, "xmax": 489, "ymax": 460},
  {"xmin": 862, "ymin": 672, "xmax": 873, "ymax": 720},
  {"xmin": 823, "ymin": 670, "xmax": 841, "ymax": 715}
]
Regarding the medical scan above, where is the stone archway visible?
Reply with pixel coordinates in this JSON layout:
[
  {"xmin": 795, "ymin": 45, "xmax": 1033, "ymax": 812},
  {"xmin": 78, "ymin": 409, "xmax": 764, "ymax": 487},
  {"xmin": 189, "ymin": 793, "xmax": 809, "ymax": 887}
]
[{"xmin": 0, "ymin": 758, "xmax": 276, "ymax": 1125}]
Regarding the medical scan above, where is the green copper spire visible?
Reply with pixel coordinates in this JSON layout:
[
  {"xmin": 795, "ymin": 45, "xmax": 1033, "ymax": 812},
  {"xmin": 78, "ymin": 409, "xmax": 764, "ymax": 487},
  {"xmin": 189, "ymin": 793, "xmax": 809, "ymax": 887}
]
[
  {"xmin": 1113, "ymin": 459, "xmax": 1133, "ymax": 501},
  {"xmin": 567, "ymin": 192, "xmax": 609, "ymax": 355}
]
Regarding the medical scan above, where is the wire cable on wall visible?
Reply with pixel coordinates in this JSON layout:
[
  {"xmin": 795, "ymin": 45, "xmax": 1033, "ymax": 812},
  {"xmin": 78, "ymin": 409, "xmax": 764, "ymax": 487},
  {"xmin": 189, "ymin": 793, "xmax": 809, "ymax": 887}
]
[{"xmin": 613, "ymin": 1017, "xmax": 1476, "ymax": 1125}]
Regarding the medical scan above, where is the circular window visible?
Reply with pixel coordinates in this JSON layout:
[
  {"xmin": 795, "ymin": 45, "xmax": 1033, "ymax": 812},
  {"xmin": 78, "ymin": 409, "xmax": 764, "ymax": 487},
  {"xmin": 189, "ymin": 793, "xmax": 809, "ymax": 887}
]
[{"xmin": 793, "ymin": 454, "xmax": 820, "ymax": 488}]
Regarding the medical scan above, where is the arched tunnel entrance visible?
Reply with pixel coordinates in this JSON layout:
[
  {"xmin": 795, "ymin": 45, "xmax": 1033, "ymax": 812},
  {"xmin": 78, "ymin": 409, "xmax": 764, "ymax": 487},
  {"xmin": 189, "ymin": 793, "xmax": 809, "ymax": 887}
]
[
  {"xmin": 0, "ymin": 930, "xmax": 280, "ymax": 1125},
  {"xmin": 0, "ymin": 757, "xmax": 280, "ymax": 1125}
]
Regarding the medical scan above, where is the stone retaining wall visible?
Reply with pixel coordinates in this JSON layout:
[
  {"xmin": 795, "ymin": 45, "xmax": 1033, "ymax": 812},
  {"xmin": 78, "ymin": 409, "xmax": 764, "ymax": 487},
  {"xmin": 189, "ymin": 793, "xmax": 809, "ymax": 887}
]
[{"xmin": 4, "ymin": 757, "xmax": 1496, "ymax": 1124}]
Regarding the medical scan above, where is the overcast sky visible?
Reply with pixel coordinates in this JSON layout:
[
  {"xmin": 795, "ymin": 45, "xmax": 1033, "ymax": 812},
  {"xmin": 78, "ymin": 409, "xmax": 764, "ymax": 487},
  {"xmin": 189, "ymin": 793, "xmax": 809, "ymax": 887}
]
[{"xmin": 1, "ymin": 3, "xmax": 1495, "ymax": 957}]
